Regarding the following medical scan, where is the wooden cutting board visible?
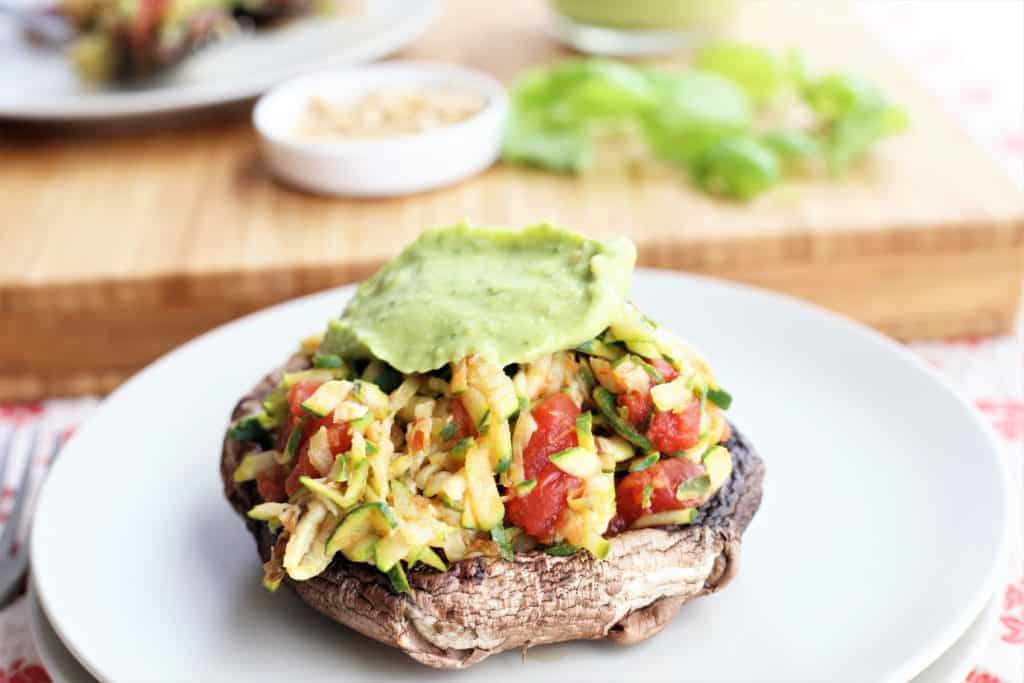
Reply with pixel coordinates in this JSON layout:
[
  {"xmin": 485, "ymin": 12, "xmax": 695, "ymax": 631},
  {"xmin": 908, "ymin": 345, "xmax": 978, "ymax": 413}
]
[{"xmin": 1, "ymin": 0, "xmax": 1022, "ymax": 401}]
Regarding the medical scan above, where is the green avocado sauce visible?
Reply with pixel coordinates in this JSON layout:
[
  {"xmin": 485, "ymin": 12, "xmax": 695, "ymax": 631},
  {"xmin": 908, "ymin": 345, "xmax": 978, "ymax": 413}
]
[
  {"xmin": 320, "ymin": 222, "xmax": 636, "ymax": 373},
  {"xmin": 549, "ymin": 0, "xmax": 736, "ymax": 31}
]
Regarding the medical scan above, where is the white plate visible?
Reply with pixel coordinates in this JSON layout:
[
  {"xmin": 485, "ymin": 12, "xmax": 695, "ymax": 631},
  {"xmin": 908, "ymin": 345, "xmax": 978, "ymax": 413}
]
[
  {"xmin": 31, "ymin": 270, "xmax": 1009, "ymax": 682},
  {"xmin": 28, "ymin": 580, "xmax": 94, "ymax": 683},
  {"xmin": 913, "ymin": 585, "xmax": 1003, "ymax": 683},
  {"xmin": 0, "ymin": 0, "xmax": 437, "ymax": 120},
  {"xmin": 27, "ymin": 575, "xmax": 1007, "ymax": 683}
]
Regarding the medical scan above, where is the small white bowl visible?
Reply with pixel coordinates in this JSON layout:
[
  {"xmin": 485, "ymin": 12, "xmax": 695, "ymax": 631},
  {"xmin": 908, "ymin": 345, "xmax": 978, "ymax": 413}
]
[{"xmin": 253, "ymin": 61, "xmax": 509, "ymax": 197}]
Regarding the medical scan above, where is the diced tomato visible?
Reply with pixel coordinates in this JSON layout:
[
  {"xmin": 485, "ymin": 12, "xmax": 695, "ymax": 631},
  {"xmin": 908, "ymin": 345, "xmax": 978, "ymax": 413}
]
[
  {"xmin": 650, "ymin": 358, "xmax": 679, "ymax": 383},
  {"xmin": 617, "ymin": 390, "xmax": 653, "ymax": 427},
  {"xmin": 135, "ymin": 0, "xmax": 173, "ymax": 38},
  {"xmin": 287, "ymin": 381, "xmax": 320, "ymax": 418},
  {"xmin": 275, "ymin": 414, "xmax": 351, "ymax": 462},
  {"xmin": 330, "ymin": 420, "xmax": 352, "ymax": 452},
  {"xmin": 506, "ymin": 467, "xmax": 578, "ymax": 543},
  {"xmin": 646, "ymin": 399, "xmax": 701, "ymax": 453},
  {"xmin": 610, "ymin": 457, "xmax": 706, "ymax": 532},
  {"xmin": 522, "ymin": 393, "xmax": 579, "ymax": 478},
  {"xmin": 285, "ymin": 444, "xmax": 320, "ymax": 497},
  {"xmin": 614, "ymin": 360, "xmax": 680, "ymax": 429},
  {"xmin": 505, "ymin": 393, "xmax": 581, "ymax": 542},
  {"xmin": 268, "ymin": 380, "xmax": 352, "ymax": 500},
  {"xmin": 302, "ymin": 414, "xmax": 352, "ymax": 452},
  {"xmin": 256, "ymin": 467, "xmax": 288, "ymax": 503},
  {"xmin": 410, "ymin": 430, "xmax": 426, "ymax": 452},
  {"xmin": 450, "ymin": 397, "xmax": 477, "ymax": 441}
]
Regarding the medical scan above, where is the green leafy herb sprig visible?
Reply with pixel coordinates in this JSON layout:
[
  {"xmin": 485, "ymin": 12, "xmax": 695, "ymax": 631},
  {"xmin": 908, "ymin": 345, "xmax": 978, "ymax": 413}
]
[{"xmin": 501, "ymin": 43, "xmax": 908, "ymax": 200}]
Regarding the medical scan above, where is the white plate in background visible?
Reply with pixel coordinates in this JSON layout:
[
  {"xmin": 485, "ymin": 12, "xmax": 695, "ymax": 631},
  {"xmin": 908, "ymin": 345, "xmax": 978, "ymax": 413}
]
[
  {"xmin": 31, "ymin": 270, "xmax": 1009, "ymax": 681},
  {"xmin": 0, "ymin": 0, "xmax": 437, "ymax": 119}
]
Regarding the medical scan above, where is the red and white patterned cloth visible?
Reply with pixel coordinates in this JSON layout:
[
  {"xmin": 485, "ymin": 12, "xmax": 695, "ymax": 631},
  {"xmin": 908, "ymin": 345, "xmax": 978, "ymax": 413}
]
[
  {"xmin": 861, "ymin": 3, "xmax": 1024, "ymax": 678},
  {"xmin": 1, "ymin": 1, "xmax": 1022, "ymax": 681}
]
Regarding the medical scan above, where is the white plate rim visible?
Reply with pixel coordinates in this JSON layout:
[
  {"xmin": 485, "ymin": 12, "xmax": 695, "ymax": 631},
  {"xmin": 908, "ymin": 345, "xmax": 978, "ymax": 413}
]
[
  {"xmin": 0, "ymin": 0, "xmax": 437, "ymax": 120},
  {"xmin": 29, "ymin": 268, "xmax": 1011, "ymax": 682},
  {"xmin": 29, "ymin": 573, "xmax": 1006, "ymax": 683},
  {"xmin": 28, "ymin": 578, "xmax": 95, "ymax": 683}
]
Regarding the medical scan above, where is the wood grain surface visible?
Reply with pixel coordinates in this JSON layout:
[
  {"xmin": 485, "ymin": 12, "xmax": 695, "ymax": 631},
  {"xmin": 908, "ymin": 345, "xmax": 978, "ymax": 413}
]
[{"xmin": 1, "ymin": 0, "xmax": 1022, "ymax": 400}]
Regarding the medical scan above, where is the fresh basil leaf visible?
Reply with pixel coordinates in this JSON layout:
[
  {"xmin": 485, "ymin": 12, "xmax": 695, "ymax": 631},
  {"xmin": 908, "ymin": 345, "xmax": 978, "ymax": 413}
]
[
  {"xmin": 693, "ymin": 136, "xmax": 781, "ymax": 200},
  {"xmin": 693, "ymin": 42, "xmax": 786, "ymax": 105}
]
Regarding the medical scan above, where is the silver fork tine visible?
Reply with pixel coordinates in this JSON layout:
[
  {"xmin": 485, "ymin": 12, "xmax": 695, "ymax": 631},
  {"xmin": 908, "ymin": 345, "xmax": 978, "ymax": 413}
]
[
  {"xmin": 0, "ymin": 426, "xmax": 37, "ymax": 553},
  {"xmin": 0, "ymin": 427, "xmax": 12, "ymax": 494},
  {"xmin": 0, "ymin": 426, "xmax": 37, "ymax": 606}
]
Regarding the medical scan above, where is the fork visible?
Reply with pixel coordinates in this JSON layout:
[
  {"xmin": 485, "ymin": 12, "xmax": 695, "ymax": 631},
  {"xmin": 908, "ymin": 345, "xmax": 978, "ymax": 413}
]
[{"xmin": 0, "ymin": 426, "xmax": 59, "ymax": 609}]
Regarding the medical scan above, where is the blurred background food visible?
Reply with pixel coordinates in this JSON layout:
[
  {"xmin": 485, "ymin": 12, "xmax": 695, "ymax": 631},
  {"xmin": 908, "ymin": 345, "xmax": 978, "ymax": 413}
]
[
  {"xmin": 66, "ymin": 0, "xmax": 347, "ymax": 81},
  {"xmin": 0, "ymin": 0, "xmax": 1021, "ymax": 402},
  {"xmin": 298, "ymin": 84, "xmax": 486, "ymax": 139},
  {"xmin": 501, "ymin": 51, "xmax": 907, "ymax": 199}
]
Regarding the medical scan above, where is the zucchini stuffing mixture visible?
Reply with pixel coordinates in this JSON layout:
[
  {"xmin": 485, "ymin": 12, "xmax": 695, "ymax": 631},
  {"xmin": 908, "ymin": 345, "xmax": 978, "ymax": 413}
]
[{"xmin": 228, "ymin": 224, "xmax": 734, "ymax": 595}]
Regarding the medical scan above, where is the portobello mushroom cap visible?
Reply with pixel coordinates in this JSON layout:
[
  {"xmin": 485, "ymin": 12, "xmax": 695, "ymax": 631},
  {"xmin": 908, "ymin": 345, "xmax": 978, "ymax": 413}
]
[{"xmin": 221, "ymin": 353, "xmax": 764, "ymax": 669}]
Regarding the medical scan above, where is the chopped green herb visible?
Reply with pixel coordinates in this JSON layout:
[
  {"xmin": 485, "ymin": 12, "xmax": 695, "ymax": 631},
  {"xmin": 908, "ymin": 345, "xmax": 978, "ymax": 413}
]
[
  {"xmin": 440, "ymin": 420, "xmax": 457, "ymax": 442},
  {"xmin": 284, "ymin": 422, "xmax": 304, "ymax": 459},
  {"xmin": 544, "ymin": 543, "xmax": 579, "ymax": 557},
  {"xmin": 707, "ymin": 387, "xmax": 733, "ymax": 410},
  {"xmin": 641, "ymin": 483, "xmax": 654, "ymax": 510},
  {"xmin": 629, "ymin": 451, "xmax": 659, "ymax": 472},
  {"xmin": 594, "ymin": 387, "xmax": 652, "ymax": 450},
  {"xmin": 227, "ymin": 416, "xmax": 270, "ymax": 445},
  {"xmin": 451, "ymin": 437, "xmax": 474, "ymax": 459},
  {"xmin": 312, "ymin": 354, "xmax": 345, "ymax": 369}
]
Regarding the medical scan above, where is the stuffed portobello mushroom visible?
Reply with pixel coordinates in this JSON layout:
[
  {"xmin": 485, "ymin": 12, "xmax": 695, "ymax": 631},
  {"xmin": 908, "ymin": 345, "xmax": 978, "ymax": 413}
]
[{"xmin": 221, "ymin": 223, "xmax": 764, "ymax": 669}]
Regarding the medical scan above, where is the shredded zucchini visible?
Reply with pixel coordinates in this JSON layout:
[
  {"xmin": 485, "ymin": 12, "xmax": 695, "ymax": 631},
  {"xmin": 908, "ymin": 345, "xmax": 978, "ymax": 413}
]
[{"xmin": 246, "ymin": 301, "xmax": 733, "ymax": 593}]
